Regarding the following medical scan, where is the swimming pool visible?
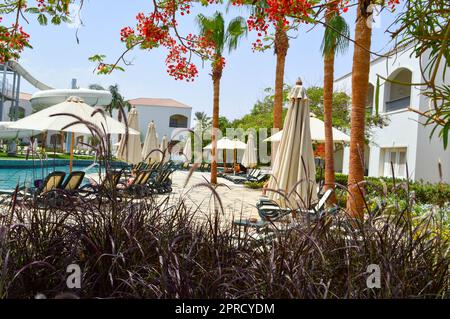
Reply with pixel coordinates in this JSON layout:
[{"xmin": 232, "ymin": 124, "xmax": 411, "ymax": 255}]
[
  {"xmin": 0, "ymin": 164, "xmax": 99, "ymax": 190},
  {"xmin": 0, "ymin": 160, "xmax": 128, "ymax": 190}
]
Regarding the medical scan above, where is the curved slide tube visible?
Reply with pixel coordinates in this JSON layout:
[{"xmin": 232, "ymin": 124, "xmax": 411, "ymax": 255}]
[{"xmin": 8, "ymin": 61, "xmax": 54, "ymax": 91}]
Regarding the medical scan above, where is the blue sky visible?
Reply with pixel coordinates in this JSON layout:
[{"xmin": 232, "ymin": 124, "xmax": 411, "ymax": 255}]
[{"xmin": 15, "ymin": 0, "xmax": 399, "ymax": 120}]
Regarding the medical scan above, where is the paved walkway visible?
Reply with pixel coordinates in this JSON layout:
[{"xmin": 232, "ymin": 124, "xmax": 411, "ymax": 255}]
[
  {"xmin": 21, "ymin": 170, "xmax": 265, "ymax": 223},
  {"xmin": 169, "ymin": 171, "xmax": 263, "ymax": 221}
]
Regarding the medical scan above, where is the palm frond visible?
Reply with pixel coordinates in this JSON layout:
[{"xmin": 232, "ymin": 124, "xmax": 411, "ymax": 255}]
[
  {"xmin": 197, "ymin": 12, "xmax": 226, "ymax": 55},
  {"xmin": 321, "ymin": 14, "xmax": 350, "ymax": 57},
  {"xmin": 226, "ymin": 16, "xmax": 247, "ymax": 53},
  {"xmin": 197, "ymin": 11, "xmax": 246, "ymax": 59},
  {"xmin": 213, "ymin": 12, "xmax": 226, "ymax": 55}
]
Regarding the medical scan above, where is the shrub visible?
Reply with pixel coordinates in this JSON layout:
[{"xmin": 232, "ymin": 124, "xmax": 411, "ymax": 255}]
[
  {"xmin": 244, "ymin": 180, "xmax": 266, "ymax": 189},
  {"xmin": 316, "ymin": 172, "xmax": 450, "ymax": 207},
  {"xmin": 0, "ymin": 185, "xmax": 448, "ymax": 299},
  {"xmin": 0, "ymin": 111, "xmax": 447, "ymax": 299}
]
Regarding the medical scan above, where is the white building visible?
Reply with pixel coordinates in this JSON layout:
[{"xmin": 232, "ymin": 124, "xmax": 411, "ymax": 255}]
[
  {"xmin": 0, "ymin": 92, "xmax": 66, "ymax": 151},
  {"xmin": 0, "ymin": 92, "xmax": 33, "ymax": 122},
  {"xmin": 334, "ymin": 46, "xmax": 450, "ymax": 183},
  {"xmin": 126, "ymin": 98, "xmax": 192, "ymax": 142}
]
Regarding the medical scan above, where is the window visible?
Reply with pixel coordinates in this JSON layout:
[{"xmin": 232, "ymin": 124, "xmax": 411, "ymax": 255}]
[
  {"xmin": 169, "ymin": 114, "xmax": 188, "ymax": 128},
  {"xmin": 385, "ymin": 68, "xmax": 412, "ymax": 113},
  {"xmin": 381, "ymin": 148, "xmax": 407, "ymax": 178}
]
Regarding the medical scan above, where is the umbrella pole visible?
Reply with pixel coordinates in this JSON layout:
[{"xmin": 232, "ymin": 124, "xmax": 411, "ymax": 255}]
[
  {"xmin": 69, "ymin": 133, "xmax": 75, "ymax": 173},
  {"xmin": 223, "ymin": 149, "xmax": 226, "ymax": 171},
  {"xmin": 233, "ymin": 148, "xmax": 238, "ymax": 175}
]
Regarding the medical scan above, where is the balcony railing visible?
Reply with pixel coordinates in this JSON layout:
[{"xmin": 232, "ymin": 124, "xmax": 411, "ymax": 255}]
[{"xmin": 385, "ymin": 96, "xmax": 410, "ymax": 113}]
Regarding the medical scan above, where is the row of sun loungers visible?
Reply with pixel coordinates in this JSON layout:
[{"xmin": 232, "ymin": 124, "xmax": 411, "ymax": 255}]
[
  {"xmin": 232, "ymin": 189, "xmax": 340, "ymax": 246},
  {"xmin": 178, "ymin": 163, "xmax": 269, "ymax": 185},
  {"xmin": 73, "ymin": 149, "xmax": 96, "ymax": 156},
  {"xmin": 0, "ymin": 170, "xmax": 86, "ymax": 206},
  {"xmin": 221, "ymin": 168, "xmax": 269, "ymax": 184},
  {"xmin": 0, "ymin": 160, "xmax": 177, "ymax": 207},
  {"xmin": 0, "ymin": 145, "xmax": 95, "ymax": 157}
]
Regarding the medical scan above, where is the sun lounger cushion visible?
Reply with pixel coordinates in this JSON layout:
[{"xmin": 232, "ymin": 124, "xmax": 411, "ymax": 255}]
[{"xmin": 62, "ymin": 171, "xmax": 85, "ymax": 191}]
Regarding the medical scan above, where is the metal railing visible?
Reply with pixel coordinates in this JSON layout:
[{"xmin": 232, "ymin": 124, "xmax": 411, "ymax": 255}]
[{"xmin": 0, "ymin": 78, "xmax": 14, "ymax": 100}]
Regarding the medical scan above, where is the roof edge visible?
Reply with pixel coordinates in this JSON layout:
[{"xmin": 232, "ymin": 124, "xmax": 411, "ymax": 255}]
[
  {"xmin": 334, "ymin": 42, "xmax": 414, "ymax": 83},
  {"xmin": 128, "ymin": 97, "xmax": 192, "ymax": 109}
]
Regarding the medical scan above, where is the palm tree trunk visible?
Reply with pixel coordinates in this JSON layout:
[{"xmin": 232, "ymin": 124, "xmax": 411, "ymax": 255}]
[
  {"xmin": 347, "ymin": 1, "xmax": 372, "ymax": 218},
  {"xmin": 323, "ymin": 45, "xmax": 337, "ymax": 204},
  {"xmin": 118, "ymin": 109, "xmax": 123, "ymax": 142},
  {"xmin": 41, "ymin": 131, "xmax": 47, "ymax": 151},
  {"xmin": 211, "ymin": 66, "xmax": 222, "ymax": 185},
  {"xmin": 272, "ymin": 27, "xmax": 289, "ymax": 162},
  {"xmin": 273, "ymin": 27, "xmax": 289, "ymax": 130}
]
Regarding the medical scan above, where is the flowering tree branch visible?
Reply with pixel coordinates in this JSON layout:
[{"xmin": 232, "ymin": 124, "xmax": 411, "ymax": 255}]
[
  {"xmin": 0, "ymin": 0, "xmax": 80, "ymax": 63},
  {"xmin": 90, "ymin": 0, "xmax": 219, "ymax": 82}
]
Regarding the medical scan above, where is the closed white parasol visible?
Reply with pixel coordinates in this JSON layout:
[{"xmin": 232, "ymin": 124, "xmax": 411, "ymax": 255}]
[
  {"xmin": 267, "ymin": 81, "xmax": 318, "ymax": 209},
  {"xmin": 116, "ymin": 107, "xmax": 142, "ymax": 164}
]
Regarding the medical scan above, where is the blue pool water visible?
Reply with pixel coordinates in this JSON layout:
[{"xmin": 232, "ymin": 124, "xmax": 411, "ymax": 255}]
[{"xmin": 0, "ymin": 164, "xmax": 99, "ymax": 190}]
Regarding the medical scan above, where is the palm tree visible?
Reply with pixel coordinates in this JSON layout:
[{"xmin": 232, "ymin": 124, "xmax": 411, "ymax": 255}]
[
  {"xmin": 197, "ymin": 11, "xmax": 247, "ymax": 184},
  {"xmin": 347, "ymin": 1, "xmax": 373, "ymax": 218},
  {"xmin": 90, "ymin": 84, "xmax": 131, "ymax": 144},
  {"xmin": 240, "ymin": 1, "xmax": 288, "ymax": 152},
  {"xmin": 89, "ymin": 83, "xmax": 130, "ymax": 122},
  {"xmin": 194, "ymin": 111, "xmax": 211, "ymax": 130},
  {"xmin": 321, "ymin": 8, "xmax": 350, "ymax": 205},
  {"xmin": 106, "ymin": 84, "xmax": 131, "ymax": 123},
  {"xmin": 273, "ymin": 26, "xmax": 289, "ymax": 132}
]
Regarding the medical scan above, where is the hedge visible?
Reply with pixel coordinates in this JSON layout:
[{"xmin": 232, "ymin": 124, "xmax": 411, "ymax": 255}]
[{"xmin": 316, "ymin": 172, "xmax": 450, "ymax": 206}]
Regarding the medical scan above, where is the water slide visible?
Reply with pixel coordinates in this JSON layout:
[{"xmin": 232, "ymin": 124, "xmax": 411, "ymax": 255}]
[
  {"xmin": 8, "ymin": 60, "xmax": 112, "ymax": 107},
  {"xmin": 1, "ymin": 60, "xmax": 112, "ymax": 145},
  {"xmin": 8, "ymin": 60, "xmax": 54, "ymax": 91}
]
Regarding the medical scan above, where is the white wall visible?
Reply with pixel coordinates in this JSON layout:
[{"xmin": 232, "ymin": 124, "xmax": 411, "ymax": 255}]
[
  {"xmin": 113, "ymin": 105, "xmax": 192, "ymax": 146},
  {"xmin": 135, "ymin": 105, "xmax": 191, "ymax": 142},
  {"xmin": 413, "ymin": 59, "xmax": 450, "ymax": 183},
  {"xmin": 367, "ymin": 47, "xmax": 421, "ymax": 180},
  {"xmin": 368, "ymin": 111, "xmax": 419, "ymax": 179},
  {"xmin": 415, "ymin": 112, "xmax": 450, "ymax": 183},
  {"xmin": 333, "ymin": 46, "xmax": 450, "ymax": 182},
  {"xmin": 333, "ymin": 147, "xmax": 344, "ymax": 173},
  {"xmin": 1, "ymin": 98, "xmax": 32, "ymax": 122}
]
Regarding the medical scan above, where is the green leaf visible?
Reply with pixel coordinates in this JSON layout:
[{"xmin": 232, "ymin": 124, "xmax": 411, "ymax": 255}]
[
  {"xmin": 88, "ymin": 54, "xmax": 106, "ymax": 62},
  {"xmin": 51, "ymin": 15, "xmax": 61, "ymax": 25},
  {"xmin": 441, "ymin": 122, "xmax": 450, "ymax": 149},
  {"xmin": 442, "ymin": 128, "xmax": 448, "ymax": 149},
  {"xmin": 126, "ymin": 37, "xmax": 136, "ymax": 50},
  {"xmin": 37, "ymin": 14, "xmax": 48, "ymax": 26},
  {"xmin": 113, "ymin": 66, "xmax": 125, "ymax": 72},
  {"xmin": 61, "ymin": 16, "xmax": 72, "ymax": 23},
  {"xmin": 25, "ymin": 7, "xmax": 41, "ymax": 14}
]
